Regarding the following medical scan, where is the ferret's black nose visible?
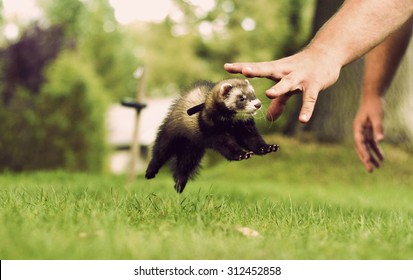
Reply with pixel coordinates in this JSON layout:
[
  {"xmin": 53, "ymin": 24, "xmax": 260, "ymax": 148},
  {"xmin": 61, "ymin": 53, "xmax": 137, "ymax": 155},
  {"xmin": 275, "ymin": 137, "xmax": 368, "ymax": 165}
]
[{"xmin": 255, "ymin": 102, "xmax": 262, "ymax": 109}]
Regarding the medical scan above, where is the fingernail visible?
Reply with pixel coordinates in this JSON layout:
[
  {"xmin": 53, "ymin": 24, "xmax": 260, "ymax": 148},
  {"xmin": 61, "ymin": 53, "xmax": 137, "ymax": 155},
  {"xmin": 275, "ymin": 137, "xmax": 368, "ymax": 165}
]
[
  {"xmin": 266, "ymin": 89, "xmax": 277, "ymax": 96},
  {"xmin": 300, "ymin": 113, "xmax": 308, "ymax": 122},
  {"xmin": 376, "ymin": 134, "xmax": 384, "ymax": 141},
  {"xmin": 224, "ymin": 63, "xmax": 233, "ymax": 67}
]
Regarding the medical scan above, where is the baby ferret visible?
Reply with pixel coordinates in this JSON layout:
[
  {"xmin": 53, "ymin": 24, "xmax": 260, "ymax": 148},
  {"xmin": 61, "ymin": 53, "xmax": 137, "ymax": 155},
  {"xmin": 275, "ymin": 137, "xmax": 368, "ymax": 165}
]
[{"xmin": 145, "ymin": 78, "xmax": 279, "ymax": 193}]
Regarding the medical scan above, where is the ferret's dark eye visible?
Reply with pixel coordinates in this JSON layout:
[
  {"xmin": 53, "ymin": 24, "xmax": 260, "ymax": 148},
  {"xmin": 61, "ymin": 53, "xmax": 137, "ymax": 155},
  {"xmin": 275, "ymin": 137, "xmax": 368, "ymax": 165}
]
[{"xmin": 239, "ymin": 96, "xmax": 246, "ymax": 102}]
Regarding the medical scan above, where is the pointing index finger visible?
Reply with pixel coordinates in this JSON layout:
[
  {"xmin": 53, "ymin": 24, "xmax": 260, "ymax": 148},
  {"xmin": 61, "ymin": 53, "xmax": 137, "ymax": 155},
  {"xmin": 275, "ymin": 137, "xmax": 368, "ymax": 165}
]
[
  {"xmin": 224, "ymin": 63, "xmax": 244, "ymax": 74},
  {"xmin": 225, "ymin": 62, "xmax": 284, "ymax": 80}
]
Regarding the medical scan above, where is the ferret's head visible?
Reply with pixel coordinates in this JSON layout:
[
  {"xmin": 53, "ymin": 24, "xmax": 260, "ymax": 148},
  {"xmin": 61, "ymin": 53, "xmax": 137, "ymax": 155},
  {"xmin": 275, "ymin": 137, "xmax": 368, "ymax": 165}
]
[{"xmin": 215, "ymin": 79, "xmax": 262, "ymax": 120}]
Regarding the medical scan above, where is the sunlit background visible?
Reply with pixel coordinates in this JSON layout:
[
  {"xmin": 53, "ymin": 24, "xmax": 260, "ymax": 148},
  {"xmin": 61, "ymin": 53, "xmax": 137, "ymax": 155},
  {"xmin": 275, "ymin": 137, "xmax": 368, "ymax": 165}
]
[
  {"xmin": 2, "ymin": 0, "xmax": 223, "ymax": 38},
  {"xmin": 0, "ymin": 0, "xmax": 411, "ymax": 174}
]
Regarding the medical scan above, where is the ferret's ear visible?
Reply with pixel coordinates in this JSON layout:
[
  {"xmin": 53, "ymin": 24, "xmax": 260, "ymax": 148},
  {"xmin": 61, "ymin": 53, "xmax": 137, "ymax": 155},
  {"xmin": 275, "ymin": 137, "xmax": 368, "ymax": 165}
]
[
  {"xmin": 244, "ymin": 79, "xmax": 250, "ymax": 85},
  {"xmin": 220, "ymin": 83, "xmax": 233, "ymax": 98}
]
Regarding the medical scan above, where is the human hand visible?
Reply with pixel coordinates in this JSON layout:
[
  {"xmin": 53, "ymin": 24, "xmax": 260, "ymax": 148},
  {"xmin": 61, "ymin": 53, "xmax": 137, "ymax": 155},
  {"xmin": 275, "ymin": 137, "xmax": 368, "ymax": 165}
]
[
  {"xmin": 352, "ymin": 95, "xmax": 384, "ymax": 172},
  {"xmin": 224, "ymin": 47, "xmax": 342, "ymax": 123}
]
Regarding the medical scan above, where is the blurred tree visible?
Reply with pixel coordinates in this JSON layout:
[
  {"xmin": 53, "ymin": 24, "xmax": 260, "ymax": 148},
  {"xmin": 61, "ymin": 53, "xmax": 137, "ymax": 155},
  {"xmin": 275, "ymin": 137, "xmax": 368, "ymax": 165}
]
[
  {"xmin": 126, "ymin": 20, "xmax": 211, "ymax": 97},
  {"xmin": 78, "ymin": 0, "xmax": 138, "ymax": 100},
  {"xmin": 0, "ymin": 0, "xmax": 140, "ymax": 172},
  {"xmin": 44, "ymin": 0, "xmax": 86, "ymax": 38},
  {"xmin": 0, "ymin": 51, "xmax": 108, "ymax": 172},
  {"xmin": 0, "ymin": 1, "xmax": 3, "ymax": 25},
  {"xmin": 44, "ymin": 0, "xmax": 138, "ymax": 100},
  {"xmin": 0, "ymin": 25, "xmax": 66, "ymax": 103},
  {"xmin": 1, "ymin": 0, "xmax": 138, "ymax": 102}
]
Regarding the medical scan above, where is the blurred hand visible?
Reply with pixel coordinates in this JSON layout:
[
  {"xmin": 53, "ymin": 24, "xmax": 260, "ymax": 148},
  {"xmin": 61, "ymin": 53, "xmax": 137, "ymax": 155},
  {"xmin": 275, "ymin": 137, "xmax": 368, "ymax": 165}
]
[
  {"xmin": 224, "ymin": 47, "xmax": 342, "ymax": 123},
  {"xmin": 352, "ymin": 95, "xmax": 385, "ymax": 172}
]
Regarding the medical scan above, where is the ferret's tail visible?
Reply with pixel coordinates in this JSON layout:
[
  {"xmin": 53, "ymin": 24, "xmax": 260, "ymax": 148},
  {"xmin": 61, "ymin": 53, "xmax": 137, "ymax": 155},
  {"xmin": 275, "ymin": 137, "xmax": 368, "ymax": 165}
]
[
  {"xmin": 171, "ymin": 145, "xmax": 205, "ymax": 193},
  {"xmin": 145, "ymin": 135, "xmax": 175, "ymax": 180}
]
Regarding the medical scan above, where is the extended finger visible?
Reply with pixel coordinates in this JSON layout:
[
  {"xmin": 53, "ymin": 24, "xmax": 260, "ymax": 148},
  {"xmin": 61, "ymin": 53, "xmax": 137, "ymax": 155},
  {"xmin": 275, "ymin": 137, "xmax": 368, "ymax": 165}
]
[
  {"xmin": 266, "ymin": 76, "xmax": 301, "ymax": 98},
  {"xmin": 224, "ymin": 62, "xmax": 247, "ymax": 74},
  {"xmin": 225, "ymin": 62, "xmax": 283, "ymax": 80},
  {"xmin": 354, "ymin": 128, "xmax": 374, "ymax": 172},
  {"xmin": 356, "ymin": 143, "xmax": 376, "ymax": 172},
  {"xmin": 357, "ymin": 125, "xmax": 384, "ymax": 171},
  {"xmin": 372, "ymin": 122, "xmax": 384, "ymax": 142},
  {"xmin": 298, "ymin": 86, "xmax": 319, "ymax": 123},
  {"xmin": 265, "ymin": 95, "xmax": 292, "ymax": 122},
  {"xmin": 369, "ymin": 118, "xmax": 384, "ymax": 161},
  {"xmin": 366, "ymin": 141, "xmax": 381, "ymax": 168},
  {"xmin": 368, "ymin": 139, "xmax": 384, "ymax": 162},
  {"xmin": 364, "ymin": 124, "xmax": 383, "ymax": 167}
]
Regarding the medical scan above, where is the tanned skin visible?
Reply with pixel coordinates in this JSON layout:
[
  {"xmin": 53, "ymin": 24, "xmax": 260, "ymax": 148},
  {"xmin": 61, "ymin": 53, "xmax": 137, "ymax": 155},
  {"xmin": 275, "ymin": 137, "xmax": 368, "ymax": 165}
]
[
  {"xmin": 353, "ymin": 18, "xmax": 413, "ymax": 172},
  {"xmin": 224, "ymin": 0, "xmax": 413, "ymax": 171}
]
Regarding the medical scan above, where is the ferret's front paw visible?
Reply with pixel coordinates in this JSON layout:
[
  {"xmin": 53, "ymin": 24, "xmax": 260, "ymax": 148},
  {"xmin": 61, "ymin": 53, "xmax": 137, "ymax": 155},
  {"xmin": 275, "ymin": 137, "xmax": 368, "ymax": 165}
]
[
  {"xmin": 238, "ymin": 151, "xmax": 253, "ymax": 160},
  {"xmin": 268, "ymin": 144, "xmax": 279, "ymax": 153},
  {"xmin": 259, "ymin": 144, "xmax": 280, "ymax": 154}
]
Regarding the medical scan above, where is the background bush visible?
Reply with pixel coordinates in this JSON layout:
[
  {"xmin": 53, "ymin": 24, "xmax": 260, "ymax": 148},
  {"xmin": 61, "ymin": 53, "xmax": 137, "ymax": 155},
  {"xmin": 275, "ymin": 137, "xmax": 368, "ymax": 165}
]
[{"xmin": 0, "ymin": 51, "xmax": 108, "ymax": 172}]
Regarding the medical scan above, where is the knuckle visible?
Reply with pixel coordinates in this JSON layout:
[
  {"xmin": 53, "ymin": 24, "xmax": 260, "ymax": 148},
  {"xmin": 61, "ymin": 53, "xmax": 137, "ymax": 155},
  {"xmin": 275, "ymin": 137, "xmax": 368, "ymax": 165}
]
[
  {"xmin": 302, "ymin": 86, "xmax": 319, "ymax": 103},
  {"xmin": 305, "ymin": 94, "xmax": 317, "ymax": 103},
  {"xmin": 302, "ymin": 93, "xmax": 318, "ymax": 106}
]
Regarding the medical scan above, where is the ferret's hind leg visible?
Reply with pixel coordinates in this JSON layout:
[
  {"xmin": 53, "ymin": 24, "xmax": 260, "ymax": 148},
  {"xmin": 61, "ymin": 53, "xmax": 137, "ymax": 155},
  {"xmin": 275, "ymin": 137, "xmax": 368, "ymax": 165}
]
[
  {"xmin": 145, "ymin": 137, "xmax": 176, "ymax": 179},
  {"xmin": 172, "ymin": 144, "xmax": 205, "ymax": 193}
]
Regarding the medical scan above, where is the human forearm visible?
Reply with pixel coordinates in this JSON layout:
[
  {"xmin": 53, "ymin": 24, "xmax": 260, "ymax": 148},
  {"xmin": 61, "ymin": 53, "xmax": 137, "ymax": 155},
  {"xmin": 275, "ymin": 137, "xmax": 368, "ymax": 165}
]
[
  {"xmin": 308, "ymin": 0, "xmax": 413, "ymax": 68},
  {"xmin": 224, "ymin": 0, "xmax": 413, "ymax": 124},
  {"xmin": 352, "ymin": 17, "xmax": 412, "ymax": 172},
  {"xmin": 362, "ymin": 17, "xmax": 413, "ymax": 98}
]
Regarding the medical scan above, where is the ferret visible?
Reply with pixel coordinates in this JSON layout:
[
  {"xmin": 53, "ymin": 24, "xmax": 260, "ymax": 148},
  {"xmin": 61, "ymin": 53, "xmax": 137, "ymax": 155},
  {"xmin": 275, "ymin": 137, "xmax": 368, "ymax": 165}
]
[{"xmin": 145, "ymin": 78, "xmax": 279, "ymax": 193}]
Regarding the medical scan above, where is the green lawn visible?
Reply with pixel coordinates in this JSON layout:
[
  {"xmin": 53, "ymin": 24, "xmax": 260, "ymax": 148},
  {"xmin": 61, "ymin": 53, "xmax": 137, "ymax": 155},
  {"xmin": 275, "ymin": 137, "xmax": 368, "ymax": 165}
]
[{"xmin": 1, "ymin": 136, "xmax": 412, "ymax": 259}]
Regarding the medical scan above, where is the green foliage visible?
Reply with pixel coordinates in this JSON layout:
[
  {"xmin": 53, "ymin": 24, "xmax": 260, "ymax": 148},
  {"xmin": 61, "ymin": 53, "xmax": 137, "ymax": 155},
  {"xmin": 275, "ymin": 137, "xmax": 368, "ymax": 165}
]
[
  {"xmin": 0, "ymin": 51, "xmax": 108, "ymax": 172},
  {"xmin": 127, "ymin": 0, "xmax": 315, "ymax": 130},
  {"xmin": 78, "ymin": 0, "xmax": 138, "ymax": 100},
  {"xmin": 45, "ymin": 0, "xmax": 86, "ymax": 38},
  {"xmin": 45, "ymin": 0, "xmax": 139, "ymax": 100},
  {"xmin": 1, "ymin": 137, "xmax": 413, "ymax": 259},
  {"xmin": 0, "ymin": 1, "xmax": 3, "ymax": 26},
  {"xmin": 0, "ymin": 0, "xmax": 141, "ymax": 172}
]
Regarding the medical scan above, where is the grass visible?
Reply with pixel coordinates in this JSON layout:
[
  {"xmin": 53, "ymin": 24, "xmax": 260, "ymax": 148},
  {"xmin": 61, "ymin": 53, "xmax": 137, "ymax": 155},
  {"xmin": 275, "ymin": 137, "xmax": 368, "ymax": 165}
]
[{"xmin": 0, "ymin": 136, "xmax": 413, "ymax": 259}]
